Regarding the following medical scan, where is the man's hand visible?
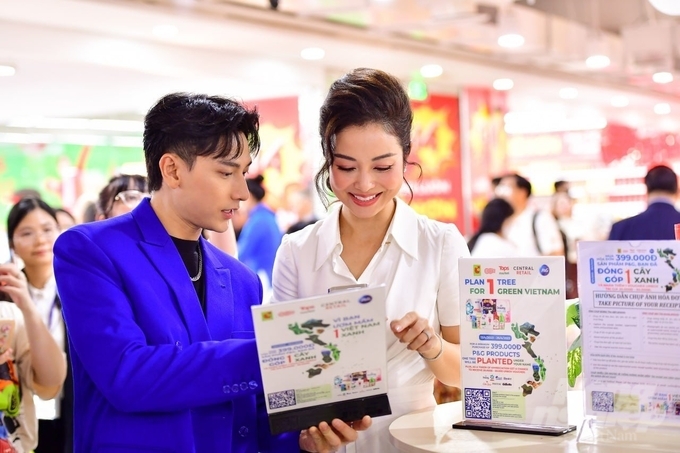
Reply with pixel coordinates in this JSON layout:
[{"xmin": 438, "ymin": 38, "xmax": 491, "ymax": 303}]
[{"xmin": 299, "ymin": 416, "xmax": 372, "ymax": 453}]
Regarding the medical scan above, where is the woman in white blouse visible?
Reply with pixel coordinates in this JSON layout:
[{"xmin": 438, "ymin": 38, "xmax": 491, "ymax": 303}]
[
  {"xmin": 468, "ymin": 197, "xmax": 519, "ymax": 258},
  {"xmin": 271, "ymin": 68, "xmax": 470, "ymax": 451},
  {"xmin": 4, "ymin": 197, "xmax": 68, "ymax": 452}
]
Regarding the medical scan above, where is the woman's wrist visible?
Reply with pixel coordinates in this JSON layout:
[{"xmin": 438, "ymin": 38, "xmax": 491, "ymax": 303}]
[{"xmin": 418, "ymin": 333, "xmax": 444, "ymax": 361}]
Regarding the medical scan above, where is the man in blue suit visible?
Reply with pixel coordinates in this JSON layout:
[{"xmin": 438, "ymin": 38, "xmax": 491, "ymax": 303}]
[
  {"xmin": 608, "ymin": 165, "xmax": 680, "ymax": 240},
  {"xmin": 53, "ymin": 93, "xmax": 370, "ymax": 452}
]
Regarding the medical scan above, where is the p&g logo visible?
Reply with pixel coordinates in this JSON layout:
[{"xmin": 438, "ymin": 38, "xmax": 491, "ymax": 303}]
[
  {"xmin": 358, "ymin": 295, "xmax": 373, "ymax": 304},
  {"xmin": 539, "ymin": 265, "xmax": 550, "ymax": 276}
]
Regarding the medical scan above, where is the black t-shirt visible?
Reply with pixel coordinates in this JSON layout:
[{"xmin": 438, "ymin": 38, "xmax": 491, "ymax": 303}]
[{"xmin": 170, "ymin": 236, "xmax": 206, "ymax": 316}]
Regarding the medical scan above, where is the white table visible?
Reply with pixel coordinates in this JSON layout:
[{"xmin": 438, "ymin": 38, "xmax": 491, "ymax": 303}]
[{"xmin": 388, "ymin": 392, "xmax": 627, "ymax": 452}]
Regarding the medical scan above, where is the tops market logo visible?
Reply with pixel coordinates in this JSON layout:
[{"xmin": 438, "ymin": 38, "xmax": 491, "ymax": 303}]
[{"xmin": 498, "ymin": 265, "xmax": 510, "ymax": 275}]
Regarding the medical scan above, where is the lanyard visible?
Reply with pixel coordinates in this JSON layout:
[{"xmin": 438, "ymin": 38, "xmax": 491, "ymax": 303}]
[{"xmin": 47, "ymin": 293, "xmax": 61, "ymax": 331}]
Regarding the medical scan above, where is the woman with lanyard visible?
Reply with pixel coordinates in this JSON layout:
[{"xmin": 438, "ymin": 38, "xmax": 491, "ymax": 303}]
[{"xmin": 5, "ymin": 197, "xmax": 68, "ymax": 452}]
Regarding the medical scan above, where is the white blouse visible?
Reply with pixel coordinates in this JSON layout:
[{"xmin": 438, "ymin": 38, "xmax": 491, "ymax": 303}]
[
  {"xmin": 27, "ymin": 276, "xmax": 63, "ymax": 420},
  {"xmin": 270, "ymin": 198, "xmax": 470, "ymax": 451},
  {"xmin": 470, "ymin": 232, "xmax": 519, "ymax": 258}
]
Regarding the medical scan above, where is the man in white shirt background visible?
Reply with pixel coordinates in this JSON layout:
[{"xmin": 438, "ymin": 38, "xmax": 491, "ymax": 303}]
[{"xmin": 495, "ymin": 173, "xmax": 565, "ymax": 257}]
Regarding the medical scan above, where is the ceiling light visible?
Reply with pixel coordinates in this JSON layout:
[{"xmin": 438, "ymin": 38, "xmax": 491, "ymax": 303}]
[
  {"xmin": 648, "ymin": 0, "xmax": 680, "ymax": 16},
  {"xmin": 497, "ymin": 33, "xmax": 525, "ymax": 48},
  {"xmin": 585, "ymin": 55, "xmax": 610, "ymax": 69},
  {"xmin": 300, "ymin": 47, "xmax": 325, "ymax": 60},
  {"xmin": 420, "ymin": 64, "xmax": 443, "ymax": 78},
  {"xmin": 152, "ymin": 25, "xmax": 179, "ymax": 38},
  {"xmin": 493, "ymin": 78, "xmax": 514, "ymax": 91},
  {"xmin": 559, "ymin": 88, "xmax": 578, "ymax": 99},
  {"xmin": 654, "ymin": 103, "xmax": 671, "ymax": 114},
  {"xmin": 610, "ymin": 96, "xmax": 629, "ymax": 107},
  {"xmin": 0, "ymin": 65, "xmax": 16, "ymax": 77},
  {"xmin": 652, "ymin": 71, "xmax": 673, "ymax": 84}
]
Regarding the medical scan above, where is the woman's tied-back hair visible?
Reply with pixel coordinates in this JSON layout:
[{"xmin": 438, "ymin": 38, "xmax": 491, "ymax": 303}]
[
  {"xmin": 246, "ymin": 175, "xmax": 266, "ymax": 202},
  {"xmin": 143, "ymin": 93, "xmax": 260, "ymax": 192},
  {"xmin": 315, "ymin": 68, "xmax": 416, "ymax": 208},
  {"xmin": 467, "ymin": 198, "xmax": 515, "ymax": 252}
]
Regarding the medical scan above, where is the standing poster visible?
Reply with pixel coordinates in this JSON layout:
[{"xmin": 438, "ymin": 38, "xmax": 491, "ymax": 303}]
[
  {"xmin": 578, "ymin": 241, "xmax": 680, "ymax": 426},
  {"xmin": 455, "ymin": 257, "xmax": 572, "ymax": 432},
  {"xmin": 251, "ymin": 286, "xmax": 391, "ymax": 434}
]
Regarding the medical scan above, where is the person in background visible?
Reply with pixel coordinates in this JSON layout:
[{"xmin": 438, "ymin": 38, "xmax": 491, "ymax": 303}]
[
  {"xmin": 271, "ymin": 68, "xmax": 469, "ymax": 451},
  {"xmin": 52, "ymin": 92, "xmax": 367, "ymax": 453},
  {"xmin": 95, "ymin": 174, "xmax": 149, "ymax": 220},
  {"xmin": 551, "ymin": 190, "xmax": 580, "ymax": 299},
  {"xmin": 468, "ymin": 198, "xmax": 518, "ymax": 257},
  {"xmin": 3, "ymin": 197, "xmax": 68, "ymax": 452},
  {"xmin": 237, "ymin": 175, "xmax": 282, "ymax": 289},
  {"xmin": 78, "ymin": 201, "xmax": 97, "ymax": 224},
  {"xmin": 284, "ymin": 185, "xmax": 320, "ymax": 235},
  {"xmin": 203, "ymin": 222, "xmax": 238, "ymax": 258},
  {"xmin": 53, "ymin": 208, "xmax": 76, "ymax": 231},
  {"xmin": 553, "ymin": 180, "xmax": 570, "ymax": 194},
  {"xmin": 495, "ymin": 173, "xmax": 564, "ymax": 256},
  {"xmin": 608, "ymin": 164, "xmax": 680, "ymax": 240}
]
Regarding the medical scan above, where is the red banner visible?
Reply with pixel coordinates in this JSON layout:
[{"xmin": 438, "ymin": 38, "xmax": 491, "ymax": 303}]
[
  {"xmin": 247, "ymin": 97, "xmax": 305, "ymax": 209},
  {"xmin": 405, "ymin": 94, "xmax": 464, "ymax": 232},
  {"xmin": 464, "ymin": 87, "xmax": 507, "ymax": 233}
]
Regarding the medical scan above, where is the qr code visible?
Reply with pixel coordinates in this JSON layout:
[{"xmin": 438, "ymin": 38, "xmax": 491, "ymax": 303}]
[
  {"xmin": 464, "ymin": 388, "xmax": 492, "ymax": 420},
  {"xmin": 268, "ymin": 390, "xmax": 296, "ymax": 410},
  {"xmin": 591, "ymin": 391, "xmax": 614, "ymax": 412}
]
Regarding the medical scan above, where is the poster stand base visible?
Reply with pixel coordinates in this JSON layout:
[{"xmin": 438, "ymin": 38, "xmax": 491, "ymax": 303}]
[
  {"xmin": 451, "ymin": 420, "xmax": 576, "ymax": 436},
  {"xmin": 576, "ymin": 416, "xmax": 680, "ymax": 452}
]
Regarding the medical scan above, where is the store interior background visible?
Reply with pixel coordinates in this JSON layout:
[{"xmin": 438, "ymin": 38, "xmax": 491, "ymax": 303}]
[{"xmin": 1, "ymin": 0, "xmax": 680, "ymax": 240}]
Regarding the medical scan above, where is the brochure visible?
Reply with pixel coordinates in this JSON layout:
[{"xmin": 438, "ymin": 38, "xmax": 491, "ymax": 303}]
[
  {"xmin": 578, "ymin": 241, "xmax": 680, "ymax": 426},
  {"xmin": 251, "ymin": 285, "xmax": 391, "ymax": 434},
  {"xmin": 454, "ymin": 257, "xmax": 572, "ymax": 433}
]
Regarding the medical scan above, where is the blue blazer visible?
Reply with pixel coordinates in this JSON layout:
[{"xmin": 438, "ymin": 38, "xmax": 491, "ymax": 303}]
[
  {"xmin": 608, "ymin": 201, "xmax": 680, "ymax": 241},
  {"xmin": 53, "ymin": 199, "xmax": 298, "ymax": 453}
]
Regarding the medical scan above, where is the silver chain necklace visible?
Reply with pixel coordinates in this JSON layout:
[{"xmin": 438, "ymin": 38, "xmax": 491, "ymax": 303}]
[{"xmin": 190, "ymin": 246, "xmax": 203, "ymax": 282}]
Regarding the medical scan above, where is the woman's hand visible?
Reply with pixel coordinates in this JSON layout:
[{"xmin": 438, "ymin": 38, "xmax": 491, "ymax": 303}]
[
  {"xmin": 0, "ymin": 263, "xmax": 34, "ymax": 313},
  {"xmin": 299, "ymin": 416, "xmax": 372, "ymax": 453},
  {"xmin": 390, "ymin": 312, "xmax": 440, "ymax": 359}
]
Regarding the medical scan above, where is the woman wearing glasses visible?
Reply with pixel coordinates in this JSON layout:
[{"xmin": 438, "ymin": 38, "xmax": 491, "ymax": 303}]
[
  {"xmin": 96, "ymin": 174, "xmax": 149, "ymax": 220},
  {"xmin": 1, "ymin": 197, "xmax": 67, "ymax": 452}
]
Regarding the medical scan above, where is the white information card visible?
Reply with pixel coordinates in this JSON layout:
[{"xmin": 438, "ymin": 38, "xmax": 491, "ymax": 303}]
[
  {"xmin": 578, "ymin": 241, "xmax": 680, "ymax": 427},
  {"xmin": 251, "ymin": 285, "xmax": 391, "ymax": 434},
  {"xmin": 455, "ymin": 257, "xmax": 573, "ymax": 435}
]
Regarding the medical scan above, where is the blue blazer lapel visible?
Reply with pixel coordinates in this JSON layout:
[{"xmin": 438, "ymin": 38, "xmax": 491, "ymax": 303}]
[
  {"xmin": 202, "ymin": 242, "xmax": 233, "ymax": 341},
  {"xmin": 132, "ymin": 199, "xmax": 211, "ymax": 343}
]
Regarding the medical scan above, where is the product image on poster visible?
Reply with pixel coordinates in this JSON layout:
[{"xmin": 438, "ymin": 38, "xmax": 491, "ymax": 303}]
[
  {"xmin": 456, "ymin": 258, "xmax": 572, "ymax": 433},
  {"xmin": 251, "ymin": 285, "xmax": 391, "ymax": 434},
  {"xmin": 578, "ymin": 241, "xmax": 680, "ymax": 427}
]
